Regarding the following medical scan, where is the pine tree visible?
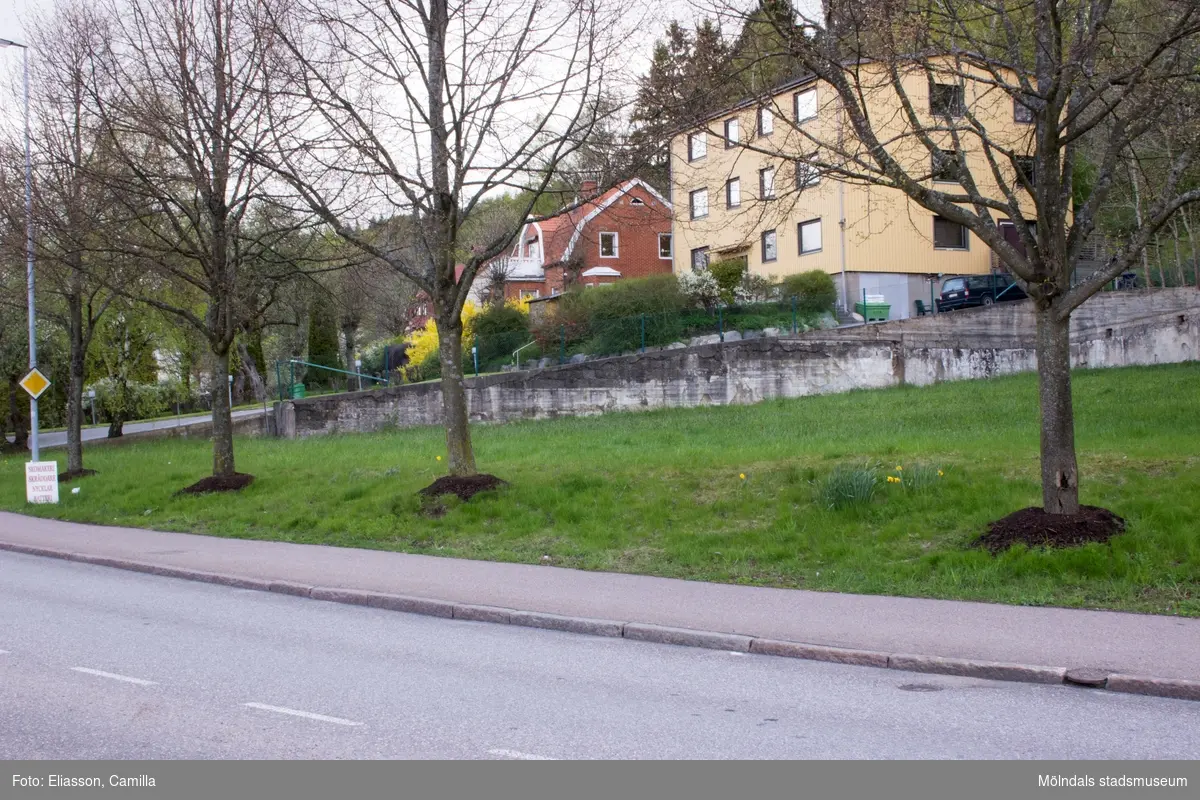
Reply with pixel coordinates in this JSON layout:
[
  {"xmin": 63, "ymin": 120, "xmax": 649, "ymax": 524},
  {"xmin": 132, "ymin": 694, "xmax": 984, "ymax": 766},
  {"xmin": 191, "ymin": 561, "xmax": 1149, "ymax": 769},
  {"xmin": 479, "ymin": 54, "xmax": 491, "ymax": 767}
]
[
  {"xmin": 306, "ymin": 291, "xmax": 342, "ymax": 389},
  {"xmin": 727, "ymin": 0, "xmax": 802, "ymax": 96}
]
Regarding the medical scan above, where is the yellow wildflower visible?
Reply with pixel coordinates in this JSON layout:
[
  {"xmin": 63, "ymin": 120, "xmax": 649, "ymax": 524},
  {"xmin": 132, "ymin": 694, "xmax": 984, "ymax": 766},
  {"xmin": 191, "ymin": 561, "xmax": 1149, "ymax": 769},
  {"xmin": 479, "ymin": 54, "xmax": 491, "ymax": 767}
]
[
  {"xmin": 739, "ymin": 473, "xmax": 746, "ymax": 480},
  {"xmin": 937, "ymin": 470, "xmax": 944, "ymax": 477},
  {"xmin": 895, "ymin": 465, "xmax": 903, "ymax": 471},
  {"xmin": 436, "ymin": 455, "xmax": 442, "ymax": 461}
]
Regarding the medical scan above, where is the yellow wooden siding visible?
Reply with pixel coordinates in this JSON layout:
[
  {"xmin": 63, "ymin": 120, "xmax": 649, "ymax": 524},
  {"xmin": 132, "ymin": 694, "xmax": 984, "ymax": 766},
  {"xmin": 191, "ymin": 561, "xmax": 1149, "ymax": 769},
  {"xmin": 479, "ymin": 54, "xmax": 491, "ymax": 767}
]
[{"xmin": 671, "ymin": 63, "xmax": 1035, "ymax": 279}]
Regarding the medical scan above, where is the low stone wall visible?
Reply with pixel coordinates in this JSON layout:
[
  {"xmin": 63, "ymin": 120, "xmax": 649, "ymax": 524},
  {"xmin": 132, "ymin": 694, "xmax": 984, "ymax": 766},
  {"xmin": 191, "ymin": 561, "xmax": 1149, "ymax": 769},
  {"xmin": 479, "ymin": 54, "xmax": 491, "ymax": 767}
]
[
  {"xmin": 274, "ymin": 288, "xmax": 1200, "ymax": 439},
  {"xmin": 82, "ymin": 411, "xmax": 271, "ymax": 447}
]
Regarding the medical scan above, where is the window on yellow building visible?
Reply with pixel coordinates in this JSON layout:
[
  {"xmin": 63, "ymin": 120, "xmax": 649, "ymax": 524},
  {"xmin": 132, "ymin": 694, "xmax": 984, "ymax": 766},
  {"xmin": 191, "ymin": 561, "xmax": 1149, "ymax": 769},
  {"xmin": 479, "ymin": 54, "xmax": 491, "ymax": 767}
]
[
  {"xmin": 794, "ymin": 88, "xmax": 817, "ymax": 122},
  {"xmin": 758, "ymin": 107, "xmax": 773, "ymax": 136},
  {"xmin": 762, "ymin": 229, "xmax": 777, "ymax": 262},
  {"xmin": 933, "ymin": 216, "xmax": 969, "ymax": 250},
  {"xmin": 798, "ymin": 219, "xmax": 822, "ymax": 254},
  {"xmin": 759, "ymin": 166, "xmax": 775, "ymax": 199}
]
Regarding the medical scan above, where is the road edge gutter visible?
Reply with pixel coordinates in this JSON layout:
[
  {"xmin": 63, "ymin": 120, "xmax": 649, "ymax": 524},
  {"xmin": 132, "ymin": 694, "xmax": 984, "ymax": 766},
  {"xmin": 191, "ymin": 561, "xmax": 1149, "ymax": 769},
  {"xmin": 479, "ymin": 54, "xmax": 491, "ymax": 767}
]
[{"xmin": 3, "ymin": 539, "xmax": 1197, "ymax": 703}]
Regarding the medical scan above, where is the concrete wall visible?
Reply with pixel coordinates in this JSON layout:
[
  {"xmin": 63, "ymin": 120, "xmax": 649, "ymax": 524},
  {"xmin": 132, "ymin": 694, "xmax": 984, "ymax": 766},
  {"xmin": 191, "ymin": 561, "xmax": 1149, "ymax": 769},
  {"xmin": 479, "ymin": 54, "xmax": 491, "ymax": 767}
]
[{"xmin": 275, "ymin": 289, "xmax": 1199, "ymax": 439}]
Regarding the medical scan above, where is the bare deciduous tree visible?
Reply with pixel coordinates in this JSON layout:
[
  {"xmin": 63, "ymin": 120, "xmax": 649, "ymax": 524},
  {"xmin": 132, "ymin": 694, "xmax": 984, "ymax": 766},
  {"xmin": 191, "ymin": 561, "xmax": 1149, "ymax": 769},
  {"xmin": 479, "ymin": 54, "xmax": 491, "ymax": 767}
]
[
  {"xmin": 259, "ymin": 0, "xmax": 634, "ymax": 477},
  {"xmin": 2, "ymin": 1, "xmax": 123, "ymax": 477},
  {"xmin": 715, "ymin": 0, "xmax": 1200, "ymax": 514},
  {"xmin": 90, "ymin": 0, "xmax": 304, "ymax": 486}
]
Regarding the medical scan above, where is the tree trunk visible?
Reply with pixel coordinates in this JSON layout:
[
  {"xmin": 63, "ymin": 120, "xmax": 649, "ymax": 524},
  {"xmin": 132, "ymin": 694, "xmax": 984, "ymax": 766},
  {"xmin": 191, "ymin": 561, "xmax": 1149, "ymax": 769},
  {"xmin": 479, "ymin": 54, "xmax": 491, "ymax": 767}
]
[
  {"xmin": 436, "ymin": 316, "xmax": 476, "ymax": 476},
  {"xmin": 211, "ymin": 348, "xmax": 236, "ymax": 476},
  {"xmin": 342, "ymin": 322, "xmax": 357, "ymax": 392},
  {"xmin": 237, "ymin": 339, "xmax": 266, "ymax": 403},
  {"xmin": 66, "ymin": 296, "xmax": 87, "ymax": 473},
  {"xmin": 1035, "ymin": 305, "xmax": 1080, "ymax": 514},
  {"xmin": 7, "ymin": 375, "xmax": 28, "ymax": 450},
  {"xmin": 108, "ymin": 419, "xmax": 124, "ymax": 438}
]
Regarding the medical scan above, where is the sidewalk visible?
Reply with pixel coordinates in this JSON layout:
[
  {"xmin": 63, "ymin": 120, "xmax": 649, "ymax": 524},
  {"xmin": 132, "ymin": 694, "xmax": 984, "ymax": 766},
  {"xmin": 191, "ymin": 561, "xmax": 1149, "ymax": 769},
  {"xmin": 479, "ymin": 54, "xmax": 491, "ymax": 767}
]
[{"xmin": 2, "ymin": 511, "xmax": 1198, "ymax": 696}]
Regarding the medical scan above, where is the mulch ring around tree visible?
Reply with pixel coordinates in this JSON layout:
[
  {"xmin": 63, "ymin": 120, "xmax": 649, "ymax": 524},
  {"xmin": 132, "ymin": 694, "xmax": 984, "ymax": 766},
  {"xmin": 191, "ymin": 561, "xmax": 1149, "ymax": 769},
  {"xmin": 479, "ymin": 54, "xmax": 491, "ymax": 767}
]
[
  {"xmin": 418, "ymin": 473, "xmax": 507, "ymax": 502},
  {"xmin": 58, "ymin": 469, "xmax": 98, "ymax": 483},
  {"xmin": 976, "ymin": 505, "xmax": 1126, "ymax": 554},
  {"xmin": 177, "ymin": 473, "xmax": 256, "ymax": 496}
]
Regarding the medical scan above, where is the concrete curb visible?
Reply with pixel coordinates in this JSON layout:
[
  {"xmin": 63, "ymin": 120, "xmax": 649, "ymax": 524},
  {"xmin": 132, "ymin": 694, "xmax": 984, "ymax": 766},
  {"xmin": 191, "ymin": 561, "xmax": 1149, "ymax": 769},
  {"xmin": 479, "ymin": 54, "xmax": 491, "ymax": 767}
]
[{"xmin": 2, "ymin": 538, "xmax": 1197, "ymax": 703}]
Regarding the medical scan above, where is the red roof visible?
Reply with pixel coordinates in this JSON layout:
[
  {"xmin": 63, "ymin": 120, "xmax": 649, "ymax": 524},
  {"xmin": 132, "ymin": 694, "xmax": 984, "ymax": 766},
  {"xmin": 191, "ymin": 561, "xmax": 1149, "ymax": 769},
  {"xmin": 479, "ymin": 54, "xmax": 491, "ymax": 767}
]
[{"xmin": 518, "ymin": 179, "xmax": 670, "ymax": 266}]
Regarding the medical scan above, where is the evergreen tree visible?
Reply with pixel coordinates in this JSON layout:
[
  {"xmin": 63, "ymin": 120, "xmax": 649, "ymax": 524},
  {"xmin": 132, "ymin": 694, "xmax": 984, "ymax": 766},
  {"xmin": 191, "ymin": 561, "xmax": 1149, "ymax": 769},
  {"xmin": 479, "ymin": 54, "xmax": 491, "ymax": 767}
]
[
  {"xmin": 306, "ymin": 291, "xmax": 342, "ymax": 389},
  {"xmin": 630, "ymin": 20, "xmax": 734, "ymax": 189},
  {"xmin": 727, "ymin": 0, "xmax": 802, "ymax": 96}
]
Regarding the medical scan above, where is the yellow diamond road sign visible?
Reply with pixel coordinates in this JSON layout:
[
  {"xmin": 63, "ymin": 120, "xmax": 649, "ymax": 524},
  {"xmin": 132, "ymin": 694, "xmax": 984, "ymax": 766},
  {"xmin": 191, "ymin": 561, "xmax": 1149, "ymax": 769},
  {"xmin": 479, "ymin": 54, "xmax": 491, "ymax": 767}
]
[{"xmin": 19, "ymin": 368, "xmax": 51, "ymax": 400}]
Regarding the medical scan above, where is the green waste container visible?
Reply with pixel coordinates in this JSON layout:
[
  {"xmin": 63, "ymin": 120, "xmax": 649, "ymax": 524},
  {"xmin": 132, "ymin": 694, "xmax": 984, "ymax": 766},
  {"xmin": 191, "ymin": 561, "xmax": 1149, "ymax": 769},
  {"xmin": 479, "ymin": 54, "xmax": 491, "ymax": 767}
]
[
  {"xmin": 291, "ymin": 383, "xmax": 306, "ymax": 399},
  {"xmin": 854, "ymin": 301, "xmax": 890, "ymax": 322}
]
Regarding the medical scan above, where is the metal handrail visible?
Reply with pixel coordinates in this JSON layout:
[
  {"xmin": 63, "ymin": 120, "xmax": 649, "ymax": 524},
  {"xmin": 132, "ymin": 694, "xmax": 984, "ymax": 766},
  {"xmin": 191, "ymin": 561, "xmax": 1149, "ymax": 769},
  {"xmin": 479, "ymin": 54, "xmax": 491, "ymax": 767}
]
[
  {"xmin": 288, "ymin": 359, "xmax": 388, "ymax": 385},
  {"xmin": 513, "ymin": 340, "xmax": 537, "ymax": 370}
]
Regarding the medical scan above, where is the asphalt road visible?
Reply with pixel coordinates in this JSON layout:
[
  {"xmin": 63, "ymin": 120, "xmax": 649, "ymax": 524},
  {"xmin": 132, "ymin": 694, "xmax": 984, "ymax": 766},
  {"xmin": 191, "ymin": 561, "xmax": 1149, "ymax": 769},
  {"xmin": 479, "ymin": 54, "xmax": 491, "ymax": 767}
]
[
  {"xmin": 2, "ymin": 551, "xmax": 1197, "ymax": 760},
  {"xmin": 7, "ymin": 407, "xmax": 266, "ymax": 449}
]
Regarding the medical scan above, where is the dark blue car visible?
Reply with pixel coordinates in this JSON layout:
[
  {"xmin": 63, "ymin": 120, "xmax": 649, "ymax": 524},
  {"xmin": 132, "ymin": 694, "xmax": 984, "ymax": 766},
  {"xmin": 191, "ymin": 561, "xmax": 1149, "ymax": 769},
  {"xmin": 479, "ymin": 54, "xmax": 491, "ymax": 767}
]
[{"xmin": 938, "ymin": 274, "xmax": 1027, "ymax": 310}]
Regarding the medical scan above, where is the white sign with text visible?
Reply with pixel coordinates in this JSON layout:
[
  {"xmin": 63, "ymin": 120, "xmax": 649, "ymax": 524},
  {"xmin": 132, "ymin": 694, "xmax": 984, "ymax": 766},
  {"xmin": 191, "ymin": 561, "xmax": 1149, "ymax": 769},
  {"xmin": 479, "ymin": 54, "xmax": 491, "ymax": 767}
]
[{"xmin": 25, "ymin": 461, "xmax": 59, "ymax": 504}]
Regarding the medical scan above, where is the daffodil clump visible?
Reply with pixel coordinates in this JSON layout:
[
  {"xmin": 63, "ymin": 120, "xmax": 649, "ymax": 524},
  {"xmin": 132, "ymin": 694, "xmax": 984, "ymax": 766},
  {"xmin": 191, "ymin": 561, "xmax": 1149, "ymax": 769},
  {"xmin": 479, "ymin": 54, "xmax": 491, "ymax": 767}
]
[{"xmin": 887, "ymin": 463, "xmax": 944, "ymax": 493}]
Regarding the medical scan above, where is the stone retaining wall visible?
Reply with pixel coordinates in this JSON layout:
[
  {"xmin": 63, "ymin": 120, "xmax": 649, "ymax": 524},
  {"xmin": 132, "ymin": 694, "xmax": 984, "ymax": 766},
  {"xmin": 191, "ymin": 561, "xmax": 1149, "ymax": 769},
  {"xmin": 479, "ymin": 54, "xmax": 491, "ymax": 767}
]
[{"xmin": 274, "ymin": 289, "xmax": 1199, "ymax": 439}]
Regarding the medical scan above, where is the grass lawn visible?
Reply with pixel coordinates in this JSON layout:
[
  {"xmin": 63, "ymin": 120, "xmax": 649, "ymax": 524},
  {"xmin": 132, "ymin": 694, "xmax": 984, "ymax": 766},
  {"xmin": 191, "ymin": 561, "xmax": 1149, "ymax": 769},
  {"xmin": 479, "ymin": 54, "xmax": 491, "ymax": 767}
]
[{"xmin": 3, "ymin": 363, "xmax": 1198, "ymax": 615}]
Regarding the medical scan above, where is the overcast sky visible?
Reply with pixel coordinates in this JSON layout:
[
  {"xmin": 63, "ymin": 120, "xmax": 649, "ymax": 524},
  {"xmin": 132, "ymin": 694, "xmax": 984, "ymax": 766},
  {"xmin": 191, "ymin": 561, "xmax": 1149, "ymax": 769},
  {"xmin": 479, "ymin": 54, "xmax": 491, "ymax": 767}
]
[{"xmin": 0, "ymin": 0, "xmax": 36, "ymax": 42}]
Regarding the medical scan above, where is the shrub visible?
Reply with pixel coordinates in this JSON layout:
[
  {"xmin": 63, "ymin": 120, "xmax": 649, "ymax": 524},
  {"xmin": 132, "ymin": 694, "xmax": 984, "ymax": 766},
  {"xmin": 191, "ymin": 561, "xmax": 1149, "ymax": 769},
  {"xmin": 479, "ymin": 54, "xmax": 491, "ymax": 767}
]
[
  {"xmin": 735, "ymin": 272, "xmax": 778, "ymax": 303},
  {"xmin": 400, "ymin": 301, "xmax": 480, "ymax": 382},
  {"xmin": 92, "ymin": 377, "xmax": 170, "ymax": 424},
  {"xmin": 560, "ymin": 274, "xmax": 687, "ymax": 320},
  {"xmin": 781, "ymin": 270, "xmax": 838, "ymax": 313},
  {"xmin": 678, "ymin": 270, "xmax": 721, "ymax": 308},
  {"xmin": 708, "ymin": 258, "xmax": 747, "ymax": 304},
  {"xmin": 815, "ymin": 464, "xmax": 878, "ymax": 510}
]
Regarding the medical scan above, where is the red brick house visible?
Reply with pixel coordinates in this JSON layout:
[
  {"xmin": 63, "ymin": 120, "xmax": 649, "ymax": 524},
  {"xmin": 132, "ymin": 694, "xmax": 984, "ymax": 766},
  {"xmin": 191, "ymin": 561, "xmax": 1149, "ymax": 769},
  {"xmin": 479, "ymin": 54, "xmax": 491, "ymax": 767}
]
[
  {"xmin": 403, "ymin": 264, "xmax": 466, "ymax": 333},
  {"xmin": 486, "ymin": 178, "xmax": 674, "ymax": 301}
]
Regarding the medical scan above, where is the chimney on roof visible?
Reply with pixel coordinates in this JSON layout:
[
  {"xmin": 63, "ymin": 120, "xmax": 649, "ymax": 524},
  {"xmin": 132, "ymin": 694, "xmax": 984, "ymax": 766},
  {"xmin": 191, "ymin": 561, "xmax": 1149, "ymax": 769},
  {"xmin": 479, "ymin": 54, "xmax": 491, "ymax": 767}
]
[{"xmin": 580, "ymin": 179, "xmax": 599, "ymax": 198}]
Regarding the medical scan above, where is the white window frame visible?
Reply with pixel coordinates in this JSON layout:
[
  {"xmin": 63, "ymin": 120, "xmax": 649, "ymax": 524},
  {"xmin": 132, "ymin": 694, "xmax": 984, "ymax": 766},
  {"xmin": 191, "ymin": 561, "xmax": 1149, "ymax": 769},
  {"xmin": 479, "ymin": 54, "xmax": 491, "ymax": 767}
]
[
  {"xmin": 520, "ymin": 289, "xmax": 540, "ymax": 300},
  {"xmin": 798, "ymin": 218, "xmax": 822, "ymax": 254},
  {"xmin": 759, "ymin": 166, "xmax": 776, "ymax": 200},
  {"xmin": 726, "ymin": 177, "xmax": 741, "ymax": 208},
  {"xmin": 599, "ymin": 231, "xmax": 619, "ymax": 258},
  {"xmin": 689, "ymin": 188, "xmax": 709, "ymax": 220},
  {"xmin": 758, "ymin": 107, "xmax": 774, "ymax": 136},
  {"xmin": 724, "ymin": 117, "xmax": 739, "ymax": 148},
  {"xmin": 688, "ymin": 131, "xmax": 707, "ymax": 161},
  {"xmin": 658, "ymin": 233, "xmax": 673, "ymax": 260},
  {"xmin": 794, "ymin": 88, "xmax": 817, "ymax": 123}
]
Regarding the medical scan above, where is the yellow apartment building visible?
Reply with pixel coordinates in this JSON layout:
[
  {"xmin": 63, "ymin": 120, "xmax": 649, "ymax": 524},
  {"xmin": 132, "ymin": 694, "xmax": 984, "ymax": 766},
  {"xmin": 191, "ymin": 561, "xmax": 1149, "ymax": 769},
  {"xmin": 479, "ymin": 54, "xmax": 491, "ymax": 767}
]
[{"xmin": 668, "ymin": 63, "xmax": 1036, "ymax": 319}]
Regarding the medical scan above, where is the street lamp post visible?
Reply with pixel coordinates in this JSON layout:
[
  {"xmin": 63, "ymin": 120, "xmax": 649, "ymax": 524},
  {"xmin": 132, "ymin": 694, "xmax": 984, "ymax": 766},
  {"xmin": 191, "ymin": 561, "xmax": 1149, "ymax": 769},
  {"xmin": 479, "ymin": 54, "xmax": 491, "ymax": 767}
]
[{"xmin": 1, "ymin": 38, "xmax": 36, "ymax": 462}]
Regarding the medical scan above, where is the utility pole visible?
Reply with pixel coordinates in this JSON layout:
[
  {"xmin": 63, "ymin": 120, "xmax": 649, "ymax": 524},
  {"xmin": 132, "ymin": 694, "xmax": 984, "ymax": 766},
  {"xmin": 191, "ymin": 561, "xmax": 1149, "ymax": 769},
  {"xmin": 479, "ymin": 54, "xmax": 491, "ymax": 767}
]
[{"xmin": 1, "ymin": 39, "xmax": 37, "ymax": 460}]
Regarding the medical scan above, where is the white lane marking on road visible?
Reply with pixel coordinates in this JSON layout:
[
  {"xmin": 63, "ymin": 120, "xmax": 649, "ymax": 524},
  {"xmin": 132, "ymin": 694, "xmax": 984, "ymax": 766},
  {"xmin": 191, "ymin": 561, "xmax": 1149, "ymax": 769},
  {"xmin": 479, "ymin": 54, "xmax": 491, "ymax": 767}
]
[
  {"xmin": 488, "ymin": 748, "xmax": 556, "ymax": 761},
  {"xmin": 0, "ymin": 649, "xmax": 9, "ymax": 654},
  {"xmin": 243, "ymin": 702, "xmax": 363, "ymax": 727},
  {"xmin": 71, "ymin": 667, "xmax": 156, "ymax": 686},
  {"xmin": 728, "ymin": 651, "xmax": 747, "ymax": 656}
]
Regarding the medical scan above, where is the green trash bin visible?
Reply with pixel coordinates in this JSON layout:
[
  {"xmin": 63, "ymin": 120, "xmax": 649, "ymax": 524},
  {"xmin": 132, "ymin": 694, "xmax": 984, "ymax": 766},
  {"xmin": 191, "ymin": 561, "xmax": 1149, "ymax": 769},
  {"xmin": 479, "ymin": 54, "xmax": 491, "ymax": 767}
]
[
  {"xmin": 854, "ymin": 301, "xmax": 891, "ymax": 322},
  {"xmin": 291, "ymin": 383, "xmax": 306, "ymax": 399}
]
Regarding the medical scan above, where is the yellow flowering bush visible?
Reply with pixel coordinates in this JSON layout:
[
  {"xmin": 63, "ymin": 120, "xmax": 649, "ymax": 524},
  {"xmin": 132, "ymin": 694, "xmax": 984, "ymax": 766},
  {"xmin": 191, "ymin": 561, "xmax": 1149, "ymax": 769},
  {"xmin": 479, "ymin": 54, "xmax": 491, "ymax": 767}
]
[{"xmin": 401, "ymin": 301, "xmax": 482, "ymax": 382}]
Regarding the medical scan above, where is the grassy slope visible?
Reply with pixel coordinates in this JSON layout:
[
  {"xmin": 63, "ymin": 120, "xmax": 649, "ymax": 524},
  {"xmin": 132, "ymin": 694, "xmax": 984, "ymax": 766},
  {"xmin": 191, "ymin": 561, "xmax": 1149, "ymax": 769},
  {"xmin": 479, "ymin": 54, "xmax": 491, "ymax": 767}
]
[{"xmin": 3, "ymin": 363, "xmax": 1198, "ymax": 615}]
